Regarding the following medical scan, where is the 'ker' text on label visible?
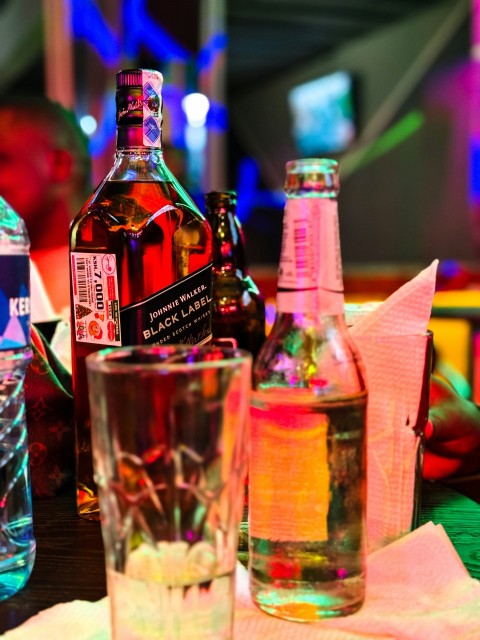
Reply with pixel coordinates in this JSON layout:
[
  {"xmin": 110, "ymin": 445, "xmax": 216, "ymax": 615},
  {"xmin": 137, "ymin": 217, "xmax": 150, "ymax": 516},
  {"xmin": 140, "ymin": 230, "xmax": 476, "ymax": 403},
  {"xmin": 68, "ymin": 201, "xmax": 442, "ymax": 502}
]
[{"xmin": 10, "ymin": 297, "xmax": 30, "ymax": 317}]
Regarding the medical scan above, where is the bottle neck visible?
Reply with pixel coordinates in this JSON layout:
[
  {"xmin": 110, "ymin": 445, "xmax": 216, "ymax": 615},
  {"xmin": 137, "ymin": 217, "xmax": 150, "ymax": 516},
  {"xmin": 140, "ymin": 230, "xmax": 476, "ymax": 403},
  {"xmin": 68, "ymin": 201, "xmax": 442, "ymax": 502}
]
[
  {"xmin": 115, "ymin": 71, "xmax": 163, "ymax": 150},
  {"xmin": 107, "ymin": 142, "xmax": 172, "ymax": 186},
  {"xmin": 116, "ymin": 125, "xmax": 163, "ymax": 151},
  {"xmin": 210, "ymin": 210, "xmax": 248, "ymax": 273},
  {"xmin": 276, "ymin": 195, "xmax": 345, "ymax": 317}
]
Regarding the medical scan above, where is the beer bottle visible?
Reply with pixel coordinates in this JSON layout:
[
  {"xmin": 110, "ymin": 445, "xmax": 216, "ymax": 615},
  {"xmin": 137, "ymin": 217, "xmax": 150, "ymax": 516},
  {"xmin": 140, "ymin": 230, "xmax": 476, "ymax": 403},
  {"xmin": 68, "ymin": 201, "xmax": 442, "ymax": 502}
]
[
  {"xmin": 249, "ymin": 158, "xmax": 367, "ymax": 620},
  {"xmin": 205, "ymin": 190, "xmax": 265, "ymax": 359}
]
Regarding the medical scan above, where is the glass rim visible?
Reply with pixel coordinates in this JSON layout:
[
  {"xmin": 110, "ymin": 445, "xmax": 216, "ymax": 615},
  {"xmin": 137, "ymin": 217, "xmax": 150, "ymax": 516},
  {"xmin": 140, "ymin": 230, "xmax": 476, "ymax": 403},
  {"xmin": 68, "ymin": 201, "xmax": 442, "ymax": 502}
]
[
  {"xmin": 285, "ymin": 158, "xmax": 338, "ymax": 174},
  {"xmin": 352, "ymin": 330, "xmax": 433, "ymax": 340},
  {"xmin": 85, "ymin": 344, "xmax": 252, "ymax": 373}
]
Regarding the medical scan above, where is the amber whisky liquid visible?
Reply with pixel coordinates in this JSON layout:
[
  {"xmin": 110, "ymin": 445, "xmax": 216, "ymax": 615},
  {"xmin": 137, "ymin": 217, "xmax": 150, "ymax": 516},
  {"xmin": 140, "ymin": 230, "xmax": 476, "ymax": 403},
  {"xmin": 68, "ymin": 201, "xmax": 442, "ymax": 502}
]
[{"xmin": 70, "ymin": 179, "xmax": 212, "ymax": 518}]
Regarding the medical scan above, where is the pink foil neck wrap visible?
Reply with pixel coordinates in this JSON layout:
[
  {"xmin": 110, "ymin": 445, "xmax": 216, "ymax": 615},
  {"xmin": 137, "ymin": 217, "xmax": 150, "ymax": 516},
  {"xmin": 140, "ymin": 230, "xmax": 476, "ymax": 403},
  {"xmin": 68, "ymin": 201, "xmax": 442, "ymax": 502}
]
[
  {"xmin": 115, "ymin": 69, "xmax": 163, "ymax": 148},
  {"xmin": 276, "ymin": 197, "xmax": 345, "ymax": 316}
]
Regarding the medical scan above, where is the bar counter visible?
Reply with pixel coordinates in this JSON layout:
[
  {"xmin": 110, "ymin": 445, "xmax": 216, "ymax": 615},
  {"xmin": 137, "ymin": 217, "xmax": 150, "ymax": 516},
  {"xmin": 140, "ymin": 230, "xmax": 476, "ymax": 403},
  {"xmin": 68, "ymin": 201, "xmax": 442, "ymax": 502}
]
[{"xmin": 1, "ymin": 481, "xmax": 479, "ymax": 634}]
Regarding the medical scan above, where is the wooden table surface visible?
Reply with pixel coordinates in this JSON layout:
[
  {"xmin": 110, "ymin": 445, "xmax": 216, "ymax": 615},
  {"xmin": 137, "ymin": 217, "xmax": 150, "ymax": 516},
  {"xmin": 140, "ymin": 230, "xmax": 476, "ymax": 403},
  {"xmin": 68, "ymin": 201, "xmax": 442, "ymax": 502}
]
[
  {"xmin": 419, "ymin": 480, "xmax": 480, "ymax": 579},
  {"xmin": 0, "ymin": 481, "xmax": 479, "ymax": 634},
  {"xmin": 0, "ymin": 487, "xmax": 105, "ymax": 633}
]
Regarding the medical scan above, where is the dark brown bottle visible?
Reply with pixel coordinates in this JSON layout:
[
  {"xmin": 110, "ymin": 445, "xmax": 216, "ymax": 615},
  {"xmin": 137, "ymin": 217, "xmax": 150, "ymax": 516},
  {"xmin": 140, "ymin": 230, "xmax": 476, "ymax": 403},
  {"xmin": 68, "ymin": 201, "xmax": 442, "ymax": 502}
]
[
  {"xmin": 69, "ymin": 69, "xmax": 213, "ymax": 519},
  {"xmin": 205, "ymin": 191, "xmax": 265, "ymax": 359}
]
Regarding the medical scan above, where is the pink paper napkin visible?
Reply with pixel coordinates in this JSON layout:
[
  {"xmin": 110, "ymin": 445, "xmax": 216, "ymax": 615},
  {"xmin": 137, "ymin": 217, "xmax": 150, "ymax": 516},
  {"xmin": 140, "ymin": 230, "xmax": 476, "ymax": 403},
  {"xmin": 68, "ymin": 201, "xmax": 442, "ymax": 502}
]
[
  {"xmin": 350, "ymin": 261, "xmax": 438, "ymax": 337},
  {"xmin": 349, "ymin": 261, "xmax": 438, "ymax": 551},
  {"xmin": 234, "ymin": 522, "xmax": 480, "ymax": 640},
  {"xmin": 5, "ymin": 522, "xmax": 480, "ymax": 640}
]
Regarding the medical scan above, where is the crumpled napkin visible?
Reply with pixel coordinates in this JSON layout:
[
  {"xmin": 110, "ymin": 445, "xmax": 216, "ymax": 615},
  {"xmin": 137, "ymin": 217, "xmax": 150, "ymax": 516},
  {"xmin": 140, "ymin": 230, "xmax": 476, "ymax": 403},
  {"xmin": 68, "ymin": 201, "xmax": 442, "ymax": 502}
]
[
  {"xmin": 235, "ymin": 522, "xmax": 480, "ymax": 639},
  {"xmin": 3, "ymin": 522, "xmax": 480, "ymax": 640},
  {"xmin": 31, "ymin": 259, "xmax": 57, "ymax": 324},
  {"xmin": 349, "ymin": 260, "xmax": 438, "ymax": 552}
]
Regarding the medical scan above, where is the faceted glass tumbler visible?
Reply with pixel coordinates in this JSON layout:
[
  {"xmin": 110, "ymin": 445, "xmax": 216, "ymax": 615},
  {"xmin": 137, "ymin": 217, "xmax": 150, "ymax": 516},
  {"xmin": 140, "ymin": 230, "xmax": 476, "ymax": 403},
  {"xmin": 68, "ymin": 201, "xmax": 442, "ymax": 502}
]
[{"xmin": 86, "ymin": 345, "xmax": 251, "ymax": 640}]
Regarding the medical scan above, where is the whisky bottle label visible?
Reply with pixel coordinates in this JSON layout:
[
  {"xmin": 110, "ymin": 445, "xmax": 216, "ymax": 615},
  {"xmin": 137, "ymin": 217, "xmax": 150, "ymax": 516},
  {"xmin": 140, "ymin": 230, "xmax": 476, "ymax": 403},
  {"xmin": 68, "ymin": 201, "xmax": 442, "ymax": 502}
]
[
  {"xmin": 71, "ymin": 252, "xmax": 122, "ymax": 346},
  {"xmin": 121, "ymin": 263, "xmax": 213, "ymax": 346},
  {"xmin": 71, "ymin": 253, "xmax": 213, "ymax": 347},
  {"xmin": 0, "ymin": 255, "xmax": 30, "ymax": 349},
  {"xmin": 276, "ymin": 198, "xmax": 344, "ymax": 315}
]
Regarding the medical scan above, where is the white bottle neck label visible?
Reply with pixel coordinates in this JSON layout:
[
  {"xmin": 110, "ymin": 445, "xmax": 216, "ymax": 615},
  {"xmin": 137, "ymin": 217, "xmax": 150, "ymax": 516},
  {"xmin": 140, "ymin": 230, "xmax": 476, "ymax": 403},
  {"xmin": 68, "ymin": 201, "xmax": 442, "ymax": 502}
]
[
  {"xmin": 276, "ymin": 198, "xmax": 344, "ymax": 315},
  {"xmin": 141, "ymin": 70, "xmax": 162, "ymax": 147}
]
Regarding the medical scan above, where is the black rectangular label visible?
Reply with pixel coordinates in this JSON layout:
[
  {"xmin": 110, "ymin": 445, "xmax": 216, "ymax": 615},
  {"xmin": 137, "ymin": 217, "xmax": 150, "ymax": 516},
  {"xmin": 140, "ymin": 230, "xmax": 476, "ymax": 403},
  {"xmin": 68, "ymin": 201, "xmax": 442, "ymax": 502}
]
[{"xmin": 120, "ymin": 263, "xmax": 213, "ymax": 346}]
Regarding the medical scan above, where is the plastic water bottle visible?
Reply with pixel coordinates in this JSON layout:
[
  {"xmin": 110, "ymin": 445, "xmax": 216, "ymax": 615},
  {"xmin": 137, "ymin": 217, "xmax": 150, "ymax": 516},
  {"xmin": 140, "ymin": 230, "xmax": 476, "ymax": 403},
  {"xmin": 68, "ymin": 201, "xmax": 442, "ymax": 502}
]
[{"xmin": 0, "ymin": 195, "xmax": 35, "ymax": 600}]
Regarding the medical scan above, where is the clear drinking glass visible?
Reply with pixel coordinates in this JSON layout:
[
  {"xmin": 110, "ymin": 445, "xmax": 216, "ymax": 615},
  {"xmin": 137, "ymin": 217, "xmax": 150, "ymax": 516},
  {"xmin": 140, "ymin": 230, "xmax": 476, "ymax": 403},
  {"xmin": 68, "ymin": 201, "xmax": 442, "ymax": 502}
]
[{"xmin": 86, "ymin": 344, "xmax": 251, "ymax": 640}]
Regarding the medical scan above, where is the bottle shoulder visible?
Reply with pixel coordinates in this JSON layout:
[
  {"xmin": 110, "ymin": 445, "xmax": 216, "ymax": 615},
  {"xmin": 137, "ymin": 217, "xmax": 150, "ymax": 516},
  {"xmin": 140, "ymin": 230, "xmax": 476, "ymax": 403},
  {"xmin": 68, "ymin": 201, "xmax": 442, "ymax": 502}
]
[
  {"xmin": 213, "ymin": 272, "xmax": 265, "ymax": 304},
  {"xmin": 213, "ymin": 268, "xmax": 262, "ymax": 290},
  {"xmin": 73, "ymin": 150, "xmax": 205, "ymax": 226},
  {"xmin": 254, "ymin": 314, "xmax": 367, "ymax": 398},
  {"xmin": 70, "ymin": 179, "xmax": 211, "ymax": 244}
]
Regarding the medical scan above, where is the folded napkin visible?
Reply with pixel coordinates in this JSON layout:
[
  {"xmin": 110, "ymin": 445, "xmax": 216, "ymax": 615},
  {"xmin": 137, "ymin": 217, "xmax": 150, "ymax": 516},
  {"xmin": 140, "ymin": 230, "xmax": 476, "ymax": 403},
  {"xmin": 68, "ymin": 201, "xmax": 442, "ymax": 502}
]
[
  {"xmin": 31, "ymin": 259, "xmax": 57, "ymax": 324},
  {"xmin": 4, "ymin": 522, "xmax": 480, "ymax": 640},
  {"xmin": 349, "ymin": 261, "xmax": 438, "ymax": 552}
]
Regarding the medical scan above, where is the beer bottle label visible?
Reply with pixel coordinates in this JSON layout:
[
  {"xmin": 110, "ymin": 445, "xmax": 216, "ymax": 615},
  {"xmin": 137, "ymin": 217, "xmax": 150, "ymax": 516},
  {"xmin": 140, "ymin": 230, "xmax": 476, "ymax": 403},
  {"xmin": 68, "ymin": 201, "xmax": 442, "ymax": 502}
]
[
  {"xmin": 0, "ymin": 255, "xmax": 30, "ymax": 349},
  {"xmin": 276, "ymin": 198, "xmax": 344, "ymax": 315},
  {"xmin": 318, "ymin": 198, "xmax": 345, "ymax": 316},
  {"xmin": 277, "ymin": 198, "xmax": 319, "ymax": 314},
  {"xmin": 250, "ymin": 397, "xmax": 329, "ymax": 542}
]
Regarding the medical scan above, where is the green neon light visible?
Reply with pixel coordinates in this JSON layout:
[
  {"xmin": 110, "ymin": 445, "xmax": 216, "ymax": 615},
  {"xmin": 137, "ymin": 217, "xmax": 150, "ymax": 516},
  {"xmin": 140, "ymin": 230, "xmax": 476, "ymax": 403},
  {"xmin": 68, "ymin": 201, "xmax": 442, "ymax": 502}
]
[{"xmin": 341, "ymin": 110, "xmax": 425, "ymax": 178}]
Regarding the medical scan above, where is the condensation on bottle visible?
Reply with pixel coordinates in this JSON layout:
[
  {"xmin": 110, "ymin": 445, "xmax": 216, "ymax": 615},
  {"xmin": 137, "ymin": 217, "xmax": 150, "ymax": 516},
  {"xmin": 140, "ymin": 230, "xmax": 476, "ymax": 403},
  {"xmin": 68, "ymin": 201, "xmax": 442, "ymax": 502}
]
[{"xmin": 0, "ymin": 195, "xmax": 35, "ymax": 600}]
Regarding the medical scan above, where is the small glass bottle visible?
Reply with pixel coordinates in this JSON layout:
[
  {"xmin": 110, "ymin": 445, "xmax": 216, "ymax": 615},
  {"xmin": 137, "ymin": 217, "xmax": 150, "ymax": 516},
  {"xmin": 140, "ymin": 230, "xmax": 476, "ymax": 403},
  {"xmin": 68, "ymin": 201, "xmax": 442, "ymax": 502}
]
[
  {"xmin": 69, "ymin": 69, "xmax": 213, "ymax": 519},
  {"xmin": 248, "ymin": 159, "xmax": 367, "ymax": 621},
  {"xmin": 205, "ymin": 190, "xmax": 265, "ymax": 359},
  {"xmin": 0, "ymin": 195, "xmax": 35, "ymax": 600}
]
